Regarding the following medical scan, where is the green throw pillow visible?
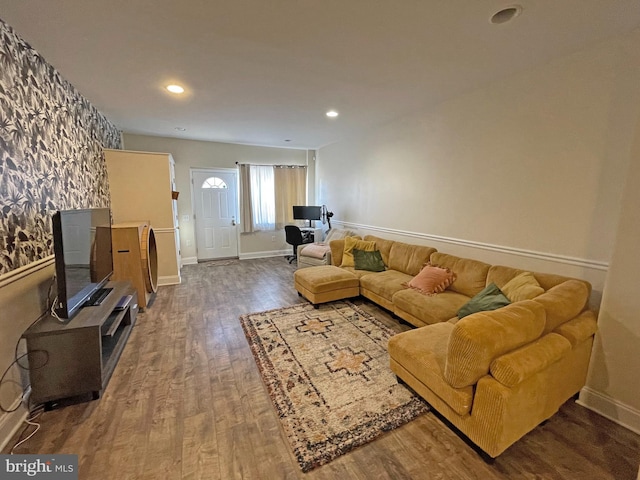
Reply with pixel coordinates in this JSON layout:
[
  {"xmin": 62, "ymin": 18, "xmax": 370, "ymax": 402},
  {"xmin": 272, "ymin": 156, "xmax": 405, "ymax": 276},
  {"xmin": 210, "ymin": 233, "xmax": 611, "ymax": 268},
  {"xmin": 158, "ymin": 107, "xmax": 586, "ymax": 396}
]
[
  {"xmin": 353, "ymin": 249, "xmax": 385, "ymax": 272},
  {"xmin": 457, "ymin": 283, "xmax": 511, "ymax": 319}
]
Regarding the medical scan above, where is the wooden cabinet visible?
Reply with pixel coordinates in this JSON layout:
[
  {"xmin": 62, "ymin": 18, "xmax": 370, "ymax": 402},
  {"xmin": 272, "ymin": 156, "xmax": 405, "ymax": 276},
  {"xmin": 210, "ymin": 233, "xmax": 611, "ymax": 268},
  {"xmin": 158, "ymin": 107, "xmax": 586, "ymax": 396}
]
[
  {"xmin": 23, "ymin": 281, "xmax": 138, "ymax": 407},
  {"xmin": 111, "ymin": 222, "xmax": 158, "ymax": 309},
  {"xmin": 104, "ymin": 149, "xmax": 181, "ymax": 286}
]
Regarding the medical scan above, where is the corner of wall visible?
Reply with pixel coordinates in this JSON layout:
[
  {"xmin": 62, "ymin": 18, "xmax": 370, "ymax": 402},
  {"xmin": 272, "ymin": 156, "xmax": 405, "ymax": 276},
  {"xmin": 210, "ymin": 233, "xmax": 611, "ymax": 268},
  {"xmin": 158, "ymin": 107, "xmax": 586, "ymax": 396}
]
[{"xmin": 577, "ymin": 387, "xmax": 640, "ymax": 436}]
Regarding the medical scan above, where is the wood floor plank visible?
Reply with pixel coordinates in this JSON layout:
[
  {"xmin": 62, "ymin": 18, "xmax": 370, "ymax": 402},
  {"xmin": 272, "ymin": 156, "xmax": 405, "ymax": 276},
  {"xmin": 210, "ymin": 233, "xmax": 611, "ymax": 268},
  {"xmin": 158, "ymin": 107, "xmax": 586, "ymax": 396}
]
[
  {"xmin": 3, "ymin": 257, "xmax": 639, "ymax": 479},
  {"xmin": 182, "ymin": 412, "xmax": 220, "ymax": 480}
]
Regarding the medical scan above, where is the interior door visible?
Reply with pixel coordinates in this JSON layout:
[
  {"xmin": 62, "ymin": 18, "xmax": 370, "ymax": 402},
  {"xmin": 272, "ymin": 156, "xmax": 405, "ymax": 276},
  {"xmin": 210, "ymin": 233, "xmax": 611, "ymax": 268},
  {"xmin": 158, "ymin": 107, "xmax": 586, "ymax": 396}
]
[{"xmin": 192, "ymin": 169, "xmax": 239, "ymax": 261}]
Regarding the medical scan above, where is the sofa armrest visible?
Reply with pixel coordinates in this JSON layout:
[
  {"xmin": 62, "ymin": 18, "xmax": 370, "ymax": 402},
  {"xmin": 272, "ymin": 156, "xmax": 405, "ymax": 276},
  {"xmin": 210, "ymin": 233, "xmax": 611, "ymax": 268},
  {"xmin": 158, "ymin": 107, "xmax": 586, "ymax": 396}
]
[
  {"xmin": 552, "ymin": 310, "xmax": 597, "ymax": 347},
  {"xmin": 297, "ymin": 243, "xmax": 332, "ymax": 265},
  {"xmin": 490, "ymin": 333, "xmax": 571, "ymax": 387},
  {"xmin": 444, "ymin": 300, "xmax": 546, "ymax": 388}
]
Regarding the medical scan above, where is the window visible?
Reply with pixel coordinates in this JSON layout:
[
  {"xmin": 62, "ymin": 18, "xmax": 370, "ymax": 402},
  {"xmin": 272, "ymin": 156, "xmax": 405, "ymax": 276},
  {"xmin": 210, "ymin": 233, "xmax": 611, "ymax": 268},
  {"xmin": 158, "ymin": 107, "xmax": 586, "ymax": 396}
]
[
  {"xmin": 201, "ymin": 177, "xmax": 227, "ymax": 189},
  {"xmin": 249, "ymin": 166, "xmax": 275, "ymax": 230},
  {"xmin": 239, "ymin": 164, "xmax": 306, "ymax": 232}
]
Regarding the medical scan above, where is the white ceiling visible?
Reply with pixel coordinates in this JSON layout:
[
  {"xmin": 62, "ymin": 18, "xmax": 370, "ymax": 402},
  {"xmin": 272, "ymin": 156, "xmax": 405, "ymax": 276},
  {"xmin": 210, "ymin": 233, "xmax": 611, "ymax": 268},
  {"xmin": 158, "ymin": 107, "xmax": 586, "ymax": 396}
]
[{"xmin": 1, "ymin": 1, "xmax": 639, "ymax": 149}]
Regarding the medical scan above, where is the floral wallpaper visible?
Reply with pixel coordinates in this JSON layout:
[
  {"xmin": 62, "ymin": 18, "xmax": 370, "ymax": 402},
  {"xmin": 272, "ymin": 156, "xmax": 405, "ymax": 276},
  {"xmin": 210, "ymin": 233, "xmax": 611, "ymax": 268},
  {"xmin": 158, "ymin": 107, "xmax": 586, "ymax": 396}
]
[{"xmin": 0, "ymin": 18, "xmax": 121, "ymax": 275}]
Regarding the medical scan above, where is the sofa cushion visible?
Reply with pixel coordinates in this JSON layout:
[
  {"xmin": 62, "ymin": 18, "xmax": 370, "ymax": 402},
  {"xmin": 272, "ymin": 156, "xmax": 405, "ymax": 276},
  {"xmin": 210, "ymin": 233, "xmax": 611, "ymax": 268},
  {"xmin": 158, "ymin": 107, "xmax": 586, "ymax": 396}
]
[
  {"xmin": 444, "ymin": 300, "xmax": 546, "ymax": 388},
  {"xmin": 392, "ymin": 288, "xmax": 470, "ymax": 326},
  {"xmin": 501, "ymin": 272, "xmax": 544, "ymax": 302},
  {"xmin": 406, "ymin": 264, "xmax": 456, "ymax": 295},
  {"xmin": 490, "ymin": 333, "xmax": 571, "ymax": 387},
  {"xmin": 340, "ymin": 237, "xmax": 377, "ymax": 268},
  {"xmin": 353, "ymin": 249, "xmax": 385, "ymax": 272},
  {"xmin": 388, "ymin": 323, "xmax": 474, "ymax": 416},
  {"xmin": 457, "ymin": 283, "xmax": 511, "ymax": 319},
  {"xmin": 532, "ymin": 280, "xmax": 590, "ymax": 335},
  {"xmin": 430, "ymin": 252, "xmax": 490, "ymax": 297},
  {"xmin": 293, "ymin": 265, "xmax": 359, "ymax": 293},
  {"xmin": 338, "ymin": 265, "xmax": 378, "ymax": 279},
  {"xmin": 387, "ymin": 242, "xmax": 437, "ymax": 276},
  {"xmin": 363, "ymin": 235, "xmax": 396, "ymax": 266},
  {"xmin": 486, "ymin": 265, "xmax": 578, "ymax": 292},
  {"xmin": 329, "ymin": 236, "xmax": 361, "ymax": 267},
  {"xmin": 324, "ymin": 228, "xmax": 357, "ymax": 243},
  {"xmin": 359, "ymin": 270, "xmax": 413, "ymax": 303}
]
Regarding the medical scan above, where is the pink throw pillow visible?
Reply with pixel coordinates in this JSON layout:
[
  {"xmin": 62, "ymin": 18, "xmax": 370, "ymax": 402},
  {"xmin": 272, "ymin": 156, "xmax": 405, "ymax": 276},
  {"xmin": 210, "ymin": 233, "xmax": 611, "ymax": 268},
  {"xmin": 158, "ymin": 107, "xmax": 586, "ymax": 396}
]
[{"xmin": 407, "ymin": 264, "xmax": 456, "ymax": 295}]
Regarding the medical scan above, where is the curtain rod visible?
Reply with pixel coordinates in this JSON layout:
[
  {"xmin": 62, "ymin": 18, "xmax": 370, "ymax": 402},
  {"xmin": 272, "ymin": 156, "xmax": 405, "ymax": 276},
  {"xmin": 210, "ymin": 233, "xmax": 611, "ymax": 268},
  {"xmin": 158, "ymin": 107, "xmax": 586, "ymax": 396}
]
[{"xmin": 235, "ymin": 162, "xmax": 306, "ymax": 168}]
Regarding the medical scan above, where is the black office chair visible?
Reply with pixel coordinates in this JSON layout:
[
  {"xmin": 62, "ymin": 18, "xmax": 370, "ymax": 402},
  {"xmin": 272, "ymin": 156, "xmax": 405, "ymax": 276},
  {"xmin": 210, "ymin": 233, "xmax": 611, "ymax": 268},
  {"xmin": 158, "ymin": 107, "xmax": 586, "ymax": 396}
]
[{"xmin": 285, "ymin": 225, "xmax": 312, "ymax": 264}]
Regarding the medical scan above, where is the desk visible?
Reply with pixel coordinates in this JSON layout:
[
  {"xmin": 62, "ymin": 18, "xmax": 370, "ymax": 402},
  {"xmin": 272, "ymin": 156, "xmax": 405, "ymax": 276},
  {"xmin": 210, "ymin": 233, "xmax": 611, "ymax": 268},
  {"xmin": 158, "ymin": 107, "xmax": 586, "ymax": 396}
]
[{"xmin": 300, "ymin": 227, "xmax": 324, "ymax": 242}]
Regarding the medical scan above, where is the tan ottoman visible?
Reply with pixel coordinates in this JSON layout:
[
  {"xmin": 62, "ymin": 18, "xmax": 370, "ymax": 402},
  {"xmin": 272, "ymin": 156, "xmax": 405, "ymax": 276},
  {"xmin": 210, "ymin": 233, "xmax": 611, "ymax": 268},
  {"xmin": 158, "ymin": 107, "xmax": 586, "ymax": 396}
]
[{"xmin": 294, "ymin": 265, "xmax": 360, "ymax": 306}]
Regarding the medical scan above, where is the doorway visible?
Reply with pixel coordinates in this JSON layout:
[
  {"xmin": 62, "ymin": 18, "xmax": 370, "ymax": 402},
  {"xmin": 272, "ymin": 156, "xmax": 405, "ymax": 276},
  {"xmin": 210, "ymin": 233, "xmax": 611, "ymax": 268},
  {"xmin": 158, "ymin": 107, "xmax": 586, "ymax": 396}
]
[{"xmin": 191, "ymin": 168, "xmax": 239, "ymax": 261}]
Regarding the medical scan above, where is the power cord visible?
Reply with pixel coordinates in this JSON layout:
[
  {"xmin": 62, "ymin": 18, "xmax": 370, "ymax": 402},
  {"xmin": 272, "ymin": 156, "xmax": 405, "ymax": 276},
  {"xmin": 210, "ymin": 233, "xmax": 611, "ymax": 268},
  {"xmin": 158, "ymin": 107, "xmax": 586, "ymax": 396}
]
[
  {"xmin": 50, "ymin": 295, "xmax": 62, "ymax": 322},
  {"xmin": 10, "ymin": 403, "xmax": 44, "ymax": 454},
  {"xmin": 0, "ymin": 274, "xmax": 56, "ymax": 452}
]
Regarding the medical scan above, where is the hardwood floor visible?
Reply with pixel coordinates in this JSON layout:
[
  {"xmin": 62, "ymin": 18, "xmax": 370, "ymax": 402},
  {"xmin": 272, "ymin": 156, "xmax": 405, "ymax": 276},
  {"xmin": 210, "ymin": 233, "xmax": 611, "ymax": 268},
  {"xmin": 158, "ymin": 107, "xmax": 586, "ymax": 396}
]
[{"xmin": 5, "ymin": 258, "xmax": 640, "ymax": 479}]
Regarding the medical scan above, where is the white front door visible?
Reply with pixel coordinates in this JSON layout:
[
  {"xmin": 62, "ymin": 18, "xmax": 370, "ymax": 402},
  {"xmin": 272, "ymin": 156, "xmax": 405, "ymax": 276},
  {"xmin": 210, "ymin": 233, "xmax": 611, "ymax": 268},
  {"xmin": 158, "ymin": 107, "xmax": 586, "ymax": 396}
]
[{"xmin": 191, "ymin": 169, "xmax": 239, "ymax": 261}]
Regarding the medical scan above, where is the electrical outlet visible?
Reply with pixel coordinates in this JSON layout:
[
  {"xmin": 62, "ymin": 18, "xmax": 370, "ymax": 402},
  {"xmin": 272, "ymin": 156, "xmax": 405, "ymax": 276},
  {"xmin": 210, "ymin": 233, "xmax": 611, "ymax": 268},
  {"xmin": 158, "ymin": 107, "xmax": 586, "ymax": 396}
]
[
  {"xmin": 182, "ymin": 214, "xmax": 190, "ymax": 222},
  {"xmin": 186, "ymin": 239, "xmax": 192, "ymax": 247},
  {"xmin": 271, "ymin": 236, "xmax": 276, "ymax": 242}
]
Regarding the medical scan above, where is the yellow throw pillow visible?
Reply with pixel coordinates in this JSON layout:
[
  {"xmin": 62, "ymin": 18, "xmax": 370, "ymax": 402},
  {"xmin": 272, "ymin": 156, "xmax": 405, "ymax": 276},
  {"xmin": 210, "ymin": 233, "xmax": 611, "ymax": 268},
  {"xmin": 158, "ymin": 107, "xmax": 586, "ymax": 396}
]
[
  {"xmin": 502, "ymin": 271, "xmax": 545, "ymax": 302},
  {"xmin": 340, "ymin": 237, "xmax": 376, "ymax": 268}
]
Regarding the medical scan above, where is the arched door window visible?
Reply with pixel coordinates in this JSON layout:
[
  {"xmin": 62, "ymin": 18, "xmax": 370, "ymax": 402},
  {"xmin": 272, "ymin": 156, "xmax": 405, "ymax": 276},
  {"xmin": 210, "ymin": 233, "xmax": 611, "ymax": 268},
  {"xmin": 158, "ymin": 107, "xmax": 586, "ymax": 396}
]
[{"xmin": 201, "ymin": 177, "xmax": 228, "ymax": 189}]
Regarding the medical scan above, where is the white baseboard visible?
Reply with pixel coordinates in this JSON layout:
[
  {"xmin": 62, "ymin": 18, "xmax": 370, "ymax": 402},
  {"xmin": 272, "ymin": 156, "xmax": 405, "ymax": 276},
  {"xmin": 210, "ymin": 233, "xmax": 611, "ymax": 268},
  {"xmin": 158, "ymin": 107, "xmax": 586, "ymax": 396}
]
[
  {"xmin": 181, "ymin": 256, "xmax": 198, "ymax": 266},
  {"xmin": 0, "ymin": 399, "xmax": 28, "ymax": 452},
  {"xmin": 183, "ymin": 252, "xmax": 290, "ymax": 263},
  {"xmin": 577, "ymin": 387, "xmax": 640, "ymax": 435},
  {"xmin": 239, "ymin": 249, "xmax": 290, "ymax": 260},
  {"xmin": 158, "ymin": 275, "xmax": 181, "ymax": 286}
]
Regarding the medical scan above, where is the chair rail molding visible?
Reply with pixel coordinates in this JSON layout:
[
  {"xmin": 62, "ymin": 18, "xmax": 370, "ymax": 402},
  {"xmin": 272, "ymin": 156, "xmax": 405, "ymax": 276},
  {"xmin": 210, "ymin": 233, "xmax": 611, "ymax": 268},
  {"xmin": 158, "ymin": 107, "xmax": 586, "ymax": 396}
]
[
  {"xmin": 0, "ymin": 256, "xmax": 55, "ymax": 289},
  {"xmin": 333, "ymin": 221, "xmax": 609, "ymax": 271}
]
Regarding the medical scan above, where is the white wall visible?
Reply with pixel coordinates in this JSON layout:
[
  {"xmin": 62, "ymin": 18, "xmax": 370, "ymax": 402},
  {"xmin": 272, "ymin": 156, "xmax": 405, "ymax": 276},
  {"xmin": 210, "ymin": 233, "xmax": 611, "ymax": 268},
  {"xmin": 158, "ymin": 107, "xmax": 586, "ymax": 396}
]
[
  {"xmin": 318, "ymin": 32, "xmax": 640, "ymax": 301},
  {"xmin": 318, "ymin": 30, "xmax": 640, "ymax": 432},
  {"xmin": 122, "ymin": 135, "xmax": 308, "ymax": 260},
  {"xmin": 579, "ymin": 58, "xmax": 640, "ymax": 433}
]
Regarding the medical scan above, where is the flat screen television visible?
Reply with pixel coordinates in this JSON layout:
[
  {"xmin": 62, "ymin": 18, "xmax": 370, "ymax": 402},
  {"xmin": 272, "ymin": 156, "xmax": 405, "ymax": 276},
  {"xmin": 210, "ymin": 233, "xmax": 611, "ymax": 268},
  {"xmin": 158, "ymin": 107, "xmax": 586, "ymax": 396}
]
[
  {"xmin": 292, "ymin": 205, "xmax": 322, "ymax": 222},
  {"xmin": 52, "ymin": 208, "xmax": 114, "ymax": 319}
]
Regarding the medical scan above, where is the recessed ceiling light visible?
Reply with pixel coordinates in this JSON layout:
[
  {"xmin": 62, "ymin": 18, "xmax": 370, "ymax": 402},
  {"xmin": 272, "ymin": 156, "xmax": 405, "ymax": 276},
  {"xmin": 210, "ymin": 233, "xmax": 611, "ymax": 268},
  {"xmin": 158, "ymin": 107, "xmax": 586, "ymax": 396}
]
[
  {"xmin": 326, "ymin": 110, "xmax": 339, "ymax": 118},
  {"xmin": 490, "ymin": 5, "xmax": 522, "ymax": 24},
  {"xmin": 175, "ymin": 127, "xmax": 186, "ymax": 131},
  {"xmin": 166, "ymin": 84, "xmax": 185, "ymax": 94}
]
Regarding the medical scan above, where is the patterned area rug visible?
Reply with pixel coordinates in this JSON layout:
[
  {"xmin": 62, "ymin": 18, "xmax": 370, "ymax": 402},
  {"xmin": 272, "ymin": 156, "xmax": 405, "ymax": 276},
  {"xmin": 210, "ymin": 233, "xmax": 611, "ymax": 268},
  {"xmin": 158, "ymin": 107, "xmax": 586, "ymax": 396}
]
[{"xmin": 240, "ymin": 301, "xmax": 429, "ymax": 472}]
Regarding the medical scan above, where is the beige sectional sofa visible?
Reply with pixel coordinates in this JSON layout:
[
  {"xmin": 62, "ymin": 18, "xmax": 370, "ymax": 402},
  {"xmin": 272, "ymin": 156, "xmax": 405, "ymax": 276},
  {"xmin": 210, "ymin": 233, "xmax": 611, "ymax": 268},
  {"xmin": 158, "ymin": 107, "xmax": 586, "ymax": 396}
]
[{"xmin": 311, "ymin": 234, "xmax": 598, "ymax": 458}]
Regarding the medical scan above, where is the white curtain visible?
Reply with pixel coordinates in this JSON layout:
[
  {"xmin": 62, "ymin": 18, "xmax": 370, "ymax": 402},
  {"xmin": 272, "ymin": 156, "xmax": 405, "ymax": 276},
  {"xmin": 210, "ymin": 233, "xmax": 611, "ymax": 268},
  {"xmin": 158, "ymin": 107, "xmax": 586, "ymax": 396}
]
[{"xmin": 249, "ymin": 165, "xmax": 276, "ymax": 231}]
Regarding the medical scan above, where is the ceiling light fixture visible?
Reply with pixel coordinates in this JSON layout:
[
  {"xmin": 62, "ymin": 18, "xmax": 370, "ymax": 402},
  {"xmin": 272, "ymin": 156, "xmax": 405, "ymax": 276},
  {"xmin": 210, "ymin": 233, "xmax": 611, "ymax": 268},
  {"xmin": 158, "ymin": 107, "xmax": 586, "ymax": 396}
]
[
  {"xmin": 490, "ymin": 5, "xmax": 522, "ymax": 24},
  {"xmin": 175, "ymin": 127, "xmax": 186, "ymax": 131},
  {"xmin": 166, "ymin": 84, "xmax": 185, "ymax": 94},
  {"xmin": 326, "ymin": 110, "xmax": 339, "ymax": 118}
]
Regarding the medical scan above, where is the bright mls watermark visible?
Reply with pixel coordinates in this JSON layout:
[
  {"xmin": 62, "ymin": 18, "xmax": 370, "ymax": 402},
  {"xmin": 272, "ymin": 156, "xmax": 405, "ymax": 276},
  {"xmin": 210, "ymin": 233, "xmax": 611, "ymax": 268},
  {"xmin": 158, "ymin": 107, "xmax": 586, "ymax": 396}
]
[{"xmin": 1, "ymin": 455, "xmax": 77, "ymax": 479}]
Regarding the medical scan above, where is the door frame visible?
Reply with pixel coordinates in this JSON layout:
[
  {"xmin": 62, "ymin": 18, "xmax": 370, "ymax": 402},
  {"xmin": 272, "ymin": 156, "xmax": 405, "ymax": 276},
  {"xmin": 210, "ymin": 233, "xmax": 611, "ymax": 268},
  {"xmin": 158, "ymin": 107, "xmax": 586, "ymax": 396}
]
[{"xmin": 189, "ymin": 167, "xmax": 240, "ymax": 261}]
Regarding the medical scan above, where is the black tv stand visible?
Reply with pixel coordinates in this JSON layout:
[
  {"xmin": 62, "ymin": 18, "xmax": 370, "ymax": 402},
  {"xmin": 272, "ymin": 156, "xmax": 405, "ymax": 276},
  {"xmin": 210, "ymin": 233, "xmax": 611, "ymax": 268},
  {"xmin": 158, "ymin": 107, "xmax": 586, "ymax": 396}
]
[
  {"xmin": 85, "ymin": 287, "xmax": 113, "ymax": 306},
  {"xmin": 23, "ymin": 281, "xmax": 138, "ymax": 407}
]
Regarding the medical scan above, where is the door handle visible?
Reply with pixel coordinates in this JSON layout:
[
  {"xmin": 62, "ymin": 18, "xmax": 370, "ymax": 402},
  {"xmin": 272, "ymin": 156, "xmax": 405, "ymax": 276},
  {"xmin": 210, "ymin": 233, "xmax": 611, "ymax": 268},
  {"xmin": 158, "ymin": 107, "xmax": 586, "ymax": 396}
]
[{"xmin": 231, "ymin": 219, "xmax": 236, "ymax": 226}]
